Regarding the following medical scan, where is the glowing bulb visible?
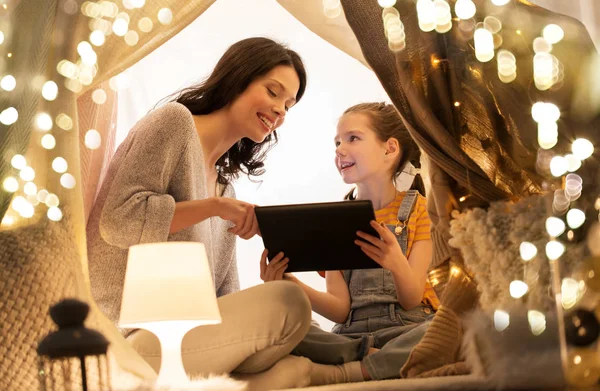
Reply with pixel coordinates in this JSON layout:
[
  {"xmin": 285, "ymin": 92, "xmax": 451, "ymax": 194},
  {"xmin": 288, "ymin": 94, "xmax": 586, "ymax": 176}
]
[
  {"xmin": 90, "ymin": 30, "xmax": 106, "ymax": 46},
  {"xmin": 112, "ymin": 18, "xmax": 128, "ymax": 36},
  {"xmin": 92, "ymin": 89, "xmax": 107, "ymax": 105},
  {"xmin": 41, "ymin": 134, "xmax": 56, "ymax": 149},
  {"xmin": 455, "ymin": 0, "xmax": 476, "ymax": 20},
  {"xmin": 35, "ymin": 113, "xmax": 52, "ymax": 131},
  {"xmin": 527, "ymin": 310, "xmax": 546, "ymax": 335},
  {"xmin": 378, "ymin": 0, "xmax": 396, "ymax": 7},
  {"xmin": 52, "ymin": 157, "xmax": 68, "ymax": 173},
  {"xmin": 509, "ymin": 280, "xmax": 528, "ymax": 298},
  {"xmin": 2, "ymin": 177, "xmax": 18, "ymax": 192},
  {"xmin": 491, "ymin": 0, "xmax": 510, "ymax": 5},
  {"xmin": 533, "ymin": 37, "xmax": 552, "ymax": 54},
  {"xmin": 47, "ymin": 206, "xmax": 63, "ymax": 222},
  {"xmin": 474, "ymin": 28, "xmax": 494, "ymax": 62},
  {"xmin": 1, "ymin": 215, "xmax": 15, "ymax": 227},
  {"xmin": 85, "ymin": 129, "xmax": 102, "ymax": 150},
  {"xmin": 416, "ymin": 0, "xmax": 436, "ymax": 32},
  {"xmin": 138, "ymin": 17, "xmax": 153, "ymax": 32},
  {"xmin": 56, "ymin": 114, "xmax": 73, "ymax": 130},
  {"xmin": 158, "ymin": 8, "xmax": 173, "ymax": 25},
  {"xmin": 60, "ymin": 173, "xmax": 76, "ymax": 189},
  {"xmin": 45, "ymin": 193, "xmax": 59, "ymax": 207},
  {"xmin": 550, "ymin": 156, "xmax": 568, "ymax": 177},
  {"xmin": 0, "ymin": 75, "xmax": 16, "ymax": 91},
  {"xmin": 132, "ymin": 0, "xmax": 146, "ymax": 7},
  {"xmin": 0, "ymin": 31, "xmax": 4, "ymax": 45},
  {"xmin": 37, "ymin": 189, "xmax": 49, "ymax": 203},
  {"xmin": 543, "ymin": 24, "xmax": 564, "ymax": 44},
  {"xmin": 546, "ymin": 217, "xmax": 566, "ymax": 237},
  {"xmin": 19, "ymin": 166, "xmax": 35, "ymax": 181},
  {"xmin": 19, "ymin": 201, "xmax": 34, "ymax": 218},
  {"xmin": 494, "ymin": 310, "xmax": 510, "ymax": 331},
  {"xmin": 125, "ymin": 30, "xmax": 139, "ymax": 46},
  {"xmin": 564, "ymin": 154, "xmax": 582, "ymax": 172},
  {"xmin": 0, "ymin": 107, "xmax": 18, "ymax": 125},
  {"xmin": 561, "ymin": 278, "xmax": 580, "ymax": 309},
  {"xmin": 520, "ymin": 242, "xmax": 537, "ymax": 261},
  {"xmin": 572, "ymin": 138, "xmax": 594, "ymax": 160},
  {"xmin": 23, "ymin": 182, "xmax": 37, "ymax": 196},
  {"xmin": 567, "ymin": 209, "xmax": 586, "ymax": 229},
  {"xmin": 10, "ymin": 154, "xmax": 26, "ymax": 170},
  {"xmin": 546, "ymin": 240, "xmax": 565, "ymax": 260},
  {"xmin": 41, "ymin": 81, "xmax": 58, "ymax": 101}
]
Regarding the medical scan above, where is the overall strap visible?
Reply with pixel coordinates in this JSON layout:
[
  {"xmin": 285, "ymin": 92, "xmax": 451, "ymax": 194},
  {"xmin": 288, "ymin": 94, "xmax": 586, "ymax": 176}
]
[{"xmin": 396, "ymin": 190, "xmax": 419, "ymax": 255}]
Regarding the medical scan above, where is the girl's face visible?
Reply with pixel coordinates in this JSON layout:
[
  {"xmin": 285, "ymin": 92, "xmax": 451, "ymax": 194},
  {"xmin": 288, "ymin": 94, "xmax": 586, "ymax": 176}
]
[
  {"xmin": 229, "ymin": 65, "xmax": 300, "ymax": 143},
  {"xmin": 334, "ymin": 112, "xmax": 392, "ymax": 184}
]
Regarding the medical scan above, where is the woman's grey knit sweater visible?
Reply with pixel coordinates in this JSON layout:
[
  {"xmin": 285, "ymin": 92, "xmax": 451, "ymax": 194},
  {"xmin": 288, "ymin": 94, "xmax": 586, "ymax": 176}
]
[{"xmin": 87, "ymin": 102, "xmax": 239, "ymax": 328}]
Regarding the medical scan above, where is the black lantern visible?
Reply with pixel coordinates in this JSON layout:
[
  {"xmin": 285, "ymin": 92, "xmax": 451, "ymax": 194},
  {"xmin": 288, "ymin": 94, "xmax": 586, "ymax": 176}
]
[{"xmin": 37, "ymin": 298, "xmax": 111, "ymax": 390}]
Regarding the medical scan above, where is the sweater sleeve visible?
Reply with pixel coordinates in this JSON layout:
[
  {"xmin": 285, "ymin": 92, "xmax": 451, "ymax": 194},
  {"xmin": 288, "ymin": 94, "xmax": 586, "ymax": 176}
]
[{"xmin": 99, "ymin": 103, "xmax": 194, "ymax": 249}]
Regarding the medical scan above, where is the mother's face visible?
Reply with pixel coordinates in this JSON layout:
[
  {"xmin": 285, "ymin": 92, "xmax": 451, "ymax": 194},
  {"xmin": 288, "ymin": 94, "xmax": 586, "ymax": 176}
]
[{"xmin": 228, "ymin": 65, "xmax": 301, "ymax": 144}]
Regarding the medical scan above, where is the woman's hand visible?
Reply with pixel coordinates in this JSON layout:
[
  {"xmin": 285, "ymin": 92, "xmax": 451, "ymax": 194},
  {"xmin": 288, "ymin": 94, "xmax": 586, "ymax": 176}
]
[
  {"xmin": 355, "ymin": 220, "xmax": 406, "ymax": 273},
  {"xmin": 215, "ymin": 198, "xmax": 259, "ymax": 240},
  {"xmin": 259, "ymin": 249, "xmax": 290, "ymax": 282}
]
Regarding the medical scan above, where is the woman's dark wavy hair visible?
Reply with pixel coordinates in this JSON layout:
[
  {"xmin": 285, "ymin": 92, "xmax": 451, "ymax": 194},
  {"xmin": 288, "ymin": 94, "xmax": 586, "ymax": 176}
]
[
  {"xmin": 167, "ymin": 37, "xmax": 307, "ymax": 185},
  {"xmin": 342, "ymin": 102, "xmax": 426, "ymax": 200}
]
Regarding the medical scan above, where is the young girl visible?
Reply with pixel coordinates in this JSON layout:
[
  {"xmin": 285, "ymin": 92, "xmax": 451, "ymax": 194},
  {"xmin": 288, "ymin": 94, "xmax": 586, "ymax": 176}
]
[
  {"xmin": 260, "ymin": 102, "xmax": 439, "ymax": 385},
  {"xmin": 87, "ymin": 37, "xmax": 314, "ymax": 388}
]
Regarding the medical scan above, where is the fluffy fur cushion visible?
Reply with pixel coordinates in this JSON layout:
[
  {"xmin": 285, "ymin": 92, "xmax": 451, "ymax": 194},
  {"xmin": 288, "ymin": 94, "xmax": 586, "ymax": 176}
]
[
  {"xmin": 448, "ymin": 194, "xmax": 586, "ymax": 312},
  {"xmin": 134, "ymin": 375, "xmax": 247, "ymax": 391}
]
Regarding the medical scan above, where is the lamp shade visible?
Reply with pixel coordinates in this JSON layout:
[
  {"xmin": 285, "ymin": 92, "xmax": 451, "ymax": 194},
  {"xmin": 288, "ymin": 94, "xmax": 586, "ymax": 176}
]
[{"xmin": 119, "ymin": 242, "xmax": 222, "ymax": 328}]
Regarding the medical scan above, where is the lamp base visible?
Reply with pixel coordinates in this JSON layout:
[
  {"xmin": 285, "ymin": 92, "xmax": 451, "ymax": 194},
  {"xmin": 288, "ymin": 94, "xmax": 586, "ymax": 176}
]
[{"xmin": 141, "ymin": 322, "xmax": 201, "ymax": 387}]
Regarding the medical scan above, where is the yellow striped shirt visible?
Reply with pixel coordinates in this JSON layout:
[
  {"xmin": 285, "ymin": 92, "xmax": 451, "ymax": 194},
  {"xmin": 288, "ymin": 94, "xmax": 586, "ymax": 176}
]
[{"xmin": 375, "ymin": 192, "xmax": 439, "ymax": 310}]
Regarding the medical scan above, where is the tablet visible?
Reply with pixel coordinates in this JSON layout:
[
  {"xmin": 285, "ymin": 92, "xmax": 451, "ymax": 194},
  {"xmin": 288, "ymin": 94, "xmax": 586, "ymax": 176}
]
[{"xmin": 255, "ymin": 200, "xmax": 382, "ymax": 273}]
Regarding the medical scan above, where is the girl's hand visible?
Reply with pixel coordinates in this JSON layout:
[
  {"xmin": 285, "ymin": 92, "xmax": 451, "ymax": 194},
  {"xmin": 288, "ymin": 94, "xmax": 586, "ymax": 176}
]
[
  {"xmin": 259, "ymin": 249, "xmax": 290, "ymax": 282},
  {"xmin": 355, "ymin": 220, "xmax": 406, "ymax": 273},
  {"xmin": 215, "ymin": 198, "xmax": 259, "ymax": 240}
]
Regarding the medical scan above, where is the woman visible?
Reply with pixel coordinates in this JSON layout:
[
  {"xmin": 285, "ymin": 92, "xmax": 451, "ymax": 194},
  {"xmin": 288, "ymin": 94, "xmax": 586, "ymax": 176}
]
[{"xmin": 87, "ymin": 37, "xmax": 312, "ymax": 388}]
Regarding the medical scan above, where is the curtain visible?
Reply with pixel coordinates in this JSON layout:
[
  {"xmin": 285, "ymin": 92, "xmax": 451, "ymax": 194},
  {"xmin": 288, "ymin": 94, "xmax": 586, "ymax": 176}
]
[
  {"xmin": 337, "ymin": 0, "xmax": 600, "ymax": 272},
  {"xmin": 0, "ymin": 1, "xmax": 216, "ymax": 387}
]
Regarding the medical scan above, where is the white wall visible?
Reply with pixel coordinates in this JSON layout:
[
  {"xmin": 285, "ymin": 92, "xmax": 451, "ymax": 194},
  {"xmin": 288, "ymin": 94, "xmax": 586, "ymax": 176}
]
[{"xmin": 116, "ymin": 0, "xmax": 391, "ymax": 331}]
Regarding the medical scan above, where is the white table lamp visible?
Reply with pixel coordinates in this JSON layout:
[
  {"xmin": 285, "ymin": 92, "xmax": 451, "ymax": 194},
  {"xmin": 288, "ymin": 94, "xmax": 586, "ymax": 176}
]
[{"xmin": 119, "ymin": 242, "xmax": 221, "ymax": 386}]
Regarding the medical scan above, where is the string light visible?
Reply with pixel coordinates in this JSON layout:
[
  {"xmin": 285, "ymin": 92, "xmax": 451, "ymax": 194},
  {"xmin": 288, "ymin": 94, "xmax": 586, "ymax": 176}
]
[
  {"xmin": 494, "ymin": 310, "xmax": 510, "ymax": 331},
  {"xmin": 52, "ymin": 157, "xmax": 68, "ymax": 173},
  {"xmin": 519, "ymin": 242, "xmax": 537, "ymax": 261},
  {"xmin": 41, "ymin": 81, "xmax": 58, "ymax": 101},
  {"xmin": 433, "ymin": 0, "xmax": 452, "ymax": 33},
  {"xmin": 0, "ymin": 74, "xmax": 16, "ymax": 91},
  {"xmin": 527, "ymin": 310, "xmax": 546, "ymax": 335},
  {"xmin": 41, "ymin": 134, "xmax": 56, "ymax": 149},
  {"xmin": 378, "ymin": 0, "xmax": 396, "ymax": 7},
  {"xmin": 543, "ymin": 24, "xmax": 564, "ymax": 44},
  {"xmin": 60, "ymin": 173, "xmax": 76, "ymax": 189},
  {"xmin": 124, "ymin": 30, "xmax": 139, "ymax": 46},
  {"xmin": 45, "ymin": 193, "xmax": 60, "ymax": 208},
  {"xmin": 89, "ymin": 30, "xmax": 106, "ymax": 46},
  {"xmin": 85, "ymin": 129, "xmax": 102, "ymax": 150},
  {"xmin": 138, "ymin": 17, "xmax": 153, "ymax": 32},
  {"xmin": 416, "ymin": 0, "xmax": 436, "ymax": 32},
  {"xmin": 497, "ymin": 50, "xmax": 517, "ymax": 83},
  {"xmin": 92, "ymin": 89, "xmax": 107, "ymax": 105},
  {"xmin": 474, "ymin": 28, "xmax": 494, "ymax": 62},
  {"xmin": 323, "ymin": 0, "xmax": 342, "ymax": 19},
  {"xmin": 567, "ymin": 209, "xmax": 586, "ymax": 229},
  {"xmin": 454, "ymin": 0, "xmax": 476, "ymax": 20},
  {"xmin": 491, "ymin": 0, "xmax": 510, "ymax": 5},
  {"xmin": 509, "ymin": 280, "xmax": 528, "ymax": 298},
  {"xmin": 10, "ymin": 154, "xmax": 26, "ymax": 170},
  {"xmin": 157, "ymin": 8, "xmax": 173, "ymax": 25},
  {"xmin": 546, "ymin": 216, "xmax": 566, "ymax": 237},
  {"xmin": 572, "ymin": 138, "xmax": 594, "ymax": 160},
  {"xmin": 35, "ymin": 113, "xmax": 53, "ymax": 131},
  {"xmin": 56, "ymin": 114, "xmax": 73, "ymax": 130},
  {"xmin": 19, "ymin": 166, "xmax": 35, "ymax": 181},
  {"xmin": 2, "ymin": 177, "xmax": 18, "ymax": 192},
  {"xmin": 564, "ymin": 154, "xmax": 582, "ymax": 172},
  {"xmin": 0, "ymin": 107, "xmax": 18, "ymax": 125},
  {"xmin": 23, "ymin": 182, "xmax": 37, "ymax": 196},
  {"xmin": 47, "ymin": 206, "xmax": 63, "ymax": 222},
  {"xmin": 550, "ymin": 156, "xmax": 568, "ymax": 177},
  {"xmin": 546, "ymin": 240, "xmax": 565, "ymax": 260}
]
